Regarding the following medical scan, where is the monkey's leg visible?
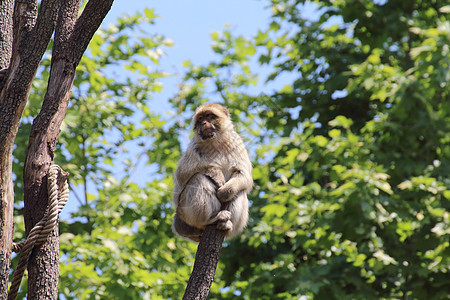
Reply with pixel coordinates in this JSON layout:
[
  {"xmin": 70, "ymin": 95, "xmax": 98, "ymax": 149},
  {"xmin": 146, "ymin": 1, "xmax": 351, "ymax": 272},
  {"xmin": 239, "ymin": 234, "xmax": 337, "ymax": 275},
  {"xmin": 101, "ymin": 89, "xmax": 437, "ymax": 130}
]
[
  {"xmin": 202, "ymin": 167, "xmax": 233, "ymax": 231},
  {"xmin": 178, "ymin": 173, "xmax": 222, "ymax": 228},
  {"xmin": 224, "ymin": 195, "xmax": 249, "ymax": 238},
  {"xmin": 172, "ymin": 213, "xmax": 203, "ymax": 242}
]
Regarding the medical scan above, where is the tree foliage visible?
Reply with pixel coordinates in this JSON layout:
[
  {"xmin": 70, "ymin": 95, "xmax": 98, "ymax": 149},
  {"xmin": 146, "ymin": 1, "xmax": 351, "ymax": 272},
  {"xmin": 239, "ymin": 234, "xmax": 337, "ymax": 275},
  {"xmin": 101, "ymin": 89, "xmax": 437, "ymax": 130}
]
[
  {"xmin": 12, "ymin": 0, "xmax": 449, "ymax": 298},
  {"xmin": 186, "ymin": 1, "xmax": 449, "ymax": 298}
]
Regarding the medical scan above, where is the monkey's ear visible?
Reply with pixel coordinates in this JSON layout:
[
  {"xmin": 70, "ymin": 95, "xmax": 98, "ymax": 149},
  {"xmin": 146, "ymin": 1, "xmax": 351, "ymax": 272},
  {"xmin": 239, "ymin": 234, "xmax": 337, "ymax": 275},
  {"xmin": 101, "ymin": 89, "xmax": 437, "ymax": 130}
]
[{"xmin": 221, "ymin": 106, "xmax": 230, "ymax": 118}]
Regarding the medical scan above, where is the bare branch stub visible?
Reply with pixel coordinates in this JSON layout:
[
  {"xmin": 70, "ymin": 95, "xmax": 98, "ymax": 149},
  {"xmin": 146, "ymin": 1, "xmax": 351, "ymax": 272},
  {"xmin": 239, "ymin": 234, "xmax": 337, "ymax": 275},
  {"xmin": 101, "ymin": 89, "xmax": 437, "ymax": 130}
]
[{"xmin": 183, "ymin": 225, "xmax": 227, "ymax": 300}]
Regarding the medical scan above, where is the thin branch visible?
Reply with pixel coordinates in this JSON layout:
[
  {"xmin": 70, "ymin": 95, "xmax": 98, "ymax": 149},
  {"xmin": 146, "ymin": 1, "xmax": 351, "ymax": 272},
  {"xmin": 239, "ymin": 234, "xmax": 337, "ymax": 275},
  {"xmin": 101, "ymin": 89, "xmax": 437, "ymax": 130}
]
[
  {"xmin": 70, "ymin": 0, "xmax": 114, "ymax": 64},
  {"xmin": 52, "ymin": 0, "xmax": 80, "ymax": 61},
  {"xmin": 81, "ymin": 135, "xmax": 88, "ymax": 205}
]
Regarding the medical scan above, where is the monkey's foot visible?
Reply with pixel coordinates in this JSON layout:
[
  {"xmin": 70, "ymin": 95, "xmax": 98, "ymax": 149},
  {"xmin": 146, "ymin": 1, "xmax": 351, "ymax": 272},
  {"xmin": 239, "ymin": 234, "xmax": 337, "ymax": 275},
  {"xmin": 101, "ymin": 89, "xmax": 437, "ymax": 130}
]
[
  {"xmin": 217, "ymin": 220, "xmax": 233, "ymax": 231},
  {"xmin": 209, "ymin": 210, "xmax": 232, "ymax": 227},
  {"xmin": 216, "ymin": 210, "xmax": 231, "ymax": 222}
]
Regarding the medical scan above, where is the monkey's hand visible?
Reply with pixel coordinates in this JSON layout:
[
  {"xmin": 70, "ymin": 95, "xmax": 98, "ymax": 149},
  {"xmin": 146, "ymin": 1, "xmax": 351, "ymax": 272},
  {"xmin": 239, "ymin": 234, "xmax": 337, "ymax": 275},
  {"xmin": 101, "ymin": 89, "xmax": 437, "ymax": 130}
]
[
  {"xmin": 217, "ymin": 167, "xmax": 252, "ymax": 202},
  {"xmin": 204, "ymin": 166, "xmax": 225, "ymax": 188},
  {"xmin": 217, "ymin": 182, "xmax": 238, "ymax": 202}
]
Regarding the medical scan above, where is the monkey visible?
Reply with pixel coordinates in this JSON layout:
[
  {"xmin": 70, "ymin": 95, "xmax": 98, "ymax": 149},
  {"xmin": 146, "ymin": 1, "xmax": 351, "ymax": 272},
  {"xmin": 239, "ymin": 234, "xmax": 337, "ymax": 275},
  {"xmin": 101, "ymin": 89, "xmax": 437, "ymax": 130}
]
[
  {"xmin": 172, "ymin": 103, "xmax": 253, "ymax": 242},
  {"xmin": 172, "ymin": 165, "xmax": 229, "ymax": 242}
]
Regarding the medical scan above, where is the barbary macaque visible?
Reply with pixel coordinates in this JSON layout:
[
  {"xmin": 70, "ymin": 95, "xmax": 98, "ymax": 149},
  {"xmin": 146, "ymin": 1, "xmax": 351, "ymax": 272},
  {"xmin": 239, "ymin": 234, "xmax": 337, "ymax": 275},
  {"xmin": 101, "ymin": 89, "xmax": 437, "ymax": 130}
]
[{"xmin": 172, "ymin": 103, "xmax": 253, "ymax": 242}]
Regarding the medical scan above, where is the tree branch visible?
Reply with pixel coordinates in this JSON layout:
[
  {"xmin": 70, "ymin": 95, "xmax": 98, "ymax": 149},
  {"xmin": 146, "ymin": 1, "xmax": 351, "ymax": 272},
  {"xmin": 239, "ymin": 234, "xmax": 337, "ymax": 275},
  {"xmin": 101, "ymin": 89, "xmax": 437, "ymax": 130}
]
[
  {"xmin": 1, "ymin": 0, "xmax": 114, "ymax": 296},
  {"xmin": 182, "ymin": 166, "xmax": 231, "ymax": 299},
  {"xmin": 53, "ymin": 0, "xmax": 80, "ymax": 61},
  {"xmin": 0, "ymin": 0, "xmax": 14, "ymax": 92},
  {"xmin": 0, "ymin": 0, "xmax": 58, "ymax": 153},
  {"xmin": 70, "ymin": 0, "xmax": 114, "ymax": 64},
  {"xmin": 183, "ymin": 225, "xmax": 227, "ymax": 300}
]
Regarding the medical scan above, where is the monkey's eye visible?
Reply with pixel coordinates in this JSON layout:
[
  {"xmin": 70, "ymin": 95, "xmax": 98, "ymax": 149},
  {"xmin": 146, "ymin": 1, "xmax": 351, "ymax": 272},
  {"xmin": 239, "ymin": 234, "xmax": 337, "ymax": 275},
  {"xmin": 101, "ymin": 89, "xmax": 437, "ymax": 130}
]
[{"xmin": 206, "ymin": 113, "xmax": 217, "ymax": 120}]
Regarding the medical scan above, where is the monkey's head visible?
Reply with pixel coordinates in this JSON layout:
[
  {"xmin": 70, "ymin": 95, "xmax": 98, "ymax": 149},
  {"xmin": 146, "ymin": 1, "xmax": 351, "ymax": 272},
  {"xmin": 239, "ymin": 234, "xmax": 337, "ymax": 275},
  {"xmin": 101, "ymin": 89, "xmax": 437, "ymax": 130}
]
[{"xmin": 192, "ymin": 103, "xmax": 233, "ymax": 141}]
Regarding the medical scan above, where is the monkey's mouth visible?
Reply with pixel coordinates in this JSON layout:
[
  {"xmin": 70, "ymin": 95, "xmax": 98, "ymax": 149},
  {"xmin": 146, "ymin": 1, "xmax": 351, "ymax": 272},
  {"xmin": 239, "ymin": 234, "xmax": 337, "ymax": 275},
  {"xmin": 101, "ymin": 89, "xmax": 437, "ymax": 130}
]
[{"xmin": 200, "ymin": 128, "xmax": 216, "ymax": 140}]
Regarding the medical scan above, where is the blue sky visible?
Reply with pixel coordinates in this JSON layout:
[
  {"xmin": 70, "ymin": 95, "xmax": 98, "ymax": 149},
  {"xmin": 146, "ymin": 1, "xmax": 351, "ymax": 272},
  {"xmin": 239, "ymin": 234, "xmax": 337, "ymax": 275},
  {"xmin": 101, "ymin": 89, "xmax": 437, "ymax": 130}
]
[
  {"xmin": 105, "ymin": 0, "xmax": 271, "ymax": 69},
  {"xmin": 103, "ymin": 0, "xmax": 274, "ymax": 113}
]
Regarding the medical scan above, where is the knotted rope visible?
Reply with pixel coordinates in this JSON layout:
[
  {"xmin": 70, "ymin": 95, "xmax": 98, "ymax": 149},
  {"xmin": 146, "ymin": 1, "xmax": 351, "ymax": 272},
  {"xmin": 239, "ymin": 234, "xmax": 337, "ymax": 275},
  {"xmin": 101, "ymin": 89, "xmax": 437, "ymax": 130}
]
[{"xmin": 8, "ymin": 164, "xmax": 69, "ymax": 300}]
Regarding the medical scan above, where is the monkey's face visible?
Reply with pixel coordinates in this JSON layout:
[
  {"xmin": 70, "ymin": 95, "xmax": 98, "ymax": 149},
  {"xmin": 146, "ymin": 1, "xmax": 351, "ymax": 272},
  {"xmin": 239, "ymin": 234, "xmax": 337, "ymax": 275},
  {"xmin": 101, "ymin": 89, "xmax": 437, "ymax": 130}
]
[
  {"xmin": 194, "ymin": 112, "xmax": 220, "ymax": 140},
  {"xmin": 193, "ymin": 104, "xmax": 231, "ymax": 141}
]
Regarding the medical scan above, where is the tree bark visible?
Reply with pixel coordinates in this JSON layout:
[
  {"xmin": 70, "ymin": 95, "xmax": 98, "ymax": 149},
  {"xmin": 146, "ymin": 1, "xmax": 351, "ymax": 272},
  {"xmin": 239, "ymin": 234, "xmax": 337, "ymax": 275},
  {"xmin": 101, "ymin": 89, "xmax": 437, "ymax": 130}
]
[
  {"xmin": 23, "ymin": 57, "xmax": 76, "ymax": 300},
  {"xmin": 23, "ymin": 1, "xmax": 114, "ymax": 298},
  {"xmin": 0, "ymin": 0, "xmax": 13, "ymax": 288},
  {"xmin": 0, "ymin": 0, "xmax": 13, "ymax": 91},
  {"xmin": 0, "ymin": 0, "xmax": 113, "ymax": 298},
  {"xmin": 0, "ymin": 3, "xmax": 14, "ymax": 294},
  {"xmin": 183, "ymin": 225, "xmax": 226, "ymax": 300},
  {"xmin": 0, "ymin": 0, "xmax": 57, "ymax": 296}
]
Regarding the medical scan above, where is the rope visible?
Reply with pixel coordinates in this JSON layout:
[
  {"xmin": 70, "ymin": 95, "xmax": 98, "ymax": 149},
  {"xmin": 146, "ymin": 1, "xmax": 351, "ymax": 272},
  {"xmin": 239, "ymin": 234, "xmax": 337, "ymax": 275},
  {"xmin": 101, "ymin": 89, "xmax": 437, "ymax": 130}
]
[{"xmin": 8, "ymin": 164, "xmax": 69, "ymax": 300}]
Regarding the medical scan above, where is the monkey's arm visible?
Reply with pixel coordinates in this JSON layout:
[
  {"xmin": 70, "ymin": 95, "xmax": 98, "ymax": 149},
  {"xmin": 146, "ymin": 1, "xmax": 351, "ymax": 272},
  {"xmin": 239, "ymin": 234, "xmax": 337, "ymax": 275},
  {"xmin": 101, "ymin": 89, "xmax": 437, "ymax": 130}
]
[{"xmin": 217, "ymin": 166, "xmax": 253, "ymax": 202}]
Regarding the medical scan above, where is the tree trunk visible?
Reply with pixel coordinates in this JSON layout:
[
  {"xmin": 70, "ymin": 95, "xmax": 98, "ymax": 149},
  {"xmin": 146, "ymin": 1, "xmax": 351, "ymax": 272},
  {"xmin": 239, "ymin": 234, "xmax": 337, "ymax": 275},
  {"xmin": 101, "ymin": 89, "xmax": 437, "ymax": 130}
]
[
  {"xmin": 0, "ymin": 0, "xmax": 114, "ymax": 298},
  {"xmin": 0, "ymin": 1, "xmax": 15, "ymax": 291},
  {"xmin": 23, "ymin": 61, "xmax": 76, "ymax": 299},
  {"xmin": 23, "ymin": 1, "xmax": 81, "ymax": 297},
  {"xmin": 23, "ymin": 1, "xmax": 114, "ymax": 297},
  {"xmin": 0, "ymin": 0, "xmax": 57, "ymax": 296}
]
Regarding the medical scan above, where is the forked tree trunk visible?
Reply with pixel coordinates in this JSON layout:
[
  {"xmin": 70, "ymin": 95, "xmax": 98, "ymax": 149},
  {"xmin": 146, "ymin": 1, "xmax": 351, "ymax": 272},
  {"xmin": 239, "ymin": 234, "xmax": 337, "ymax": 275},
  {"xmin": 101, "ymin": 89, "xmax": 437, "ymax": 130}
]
[
  {"xmin": 0, "ymin": 0, "xmax": 56, "ymax": 296},
  {"xmin": 0, "ymin": 0, "xmax": 114, "ymax": 298}
]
